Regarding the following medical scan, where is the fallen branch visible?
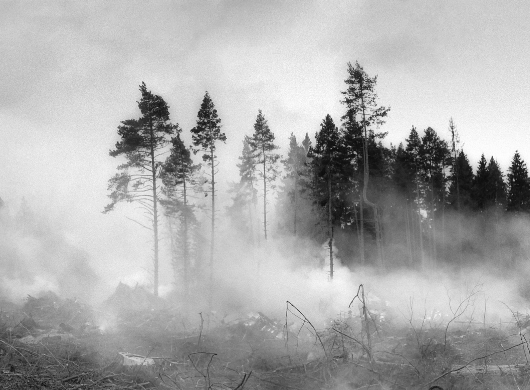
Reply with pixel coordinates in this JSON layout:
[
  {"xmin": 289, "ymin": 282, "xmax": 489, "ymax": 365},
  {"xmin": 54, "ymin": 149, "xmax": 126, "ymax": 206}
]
[
  {"xmin": 425, "ymin": 340, "xmax": 528, "ymax": 386},
  {"xmin": 233, "ymin": 371, "xmax": 252, "ymax": 389},
  {"xmin": 286, "ymin": 301, "xmax": 327, "ymax": 358}
]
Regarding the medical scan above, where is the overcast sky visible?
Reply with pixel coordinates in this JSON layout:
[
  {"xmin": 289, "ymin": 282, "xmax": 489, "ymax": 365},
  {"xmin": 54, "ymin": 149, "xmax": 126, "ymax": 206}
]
[{"xmin": 2, "ymin": 1, "xmax": 530, "ymax": 290}]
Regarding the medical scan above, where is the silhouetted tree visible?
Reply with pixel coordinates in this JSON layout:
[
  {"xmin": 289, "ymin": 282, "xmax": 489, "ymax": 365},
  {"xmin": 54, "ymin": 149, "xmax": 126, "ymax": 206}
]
[
  {"xmin": 486, "ymin": 157, "xmax": 506, "ymax": 210},
  {"xmin": 448, "ymin": 151, "xmax": 474, "ymax": 210},
  {"xmin": 247, "ymin": 110, "xmax": 280, "ymax": 240},
  {"xmin": 507, "ymin": 151, "xmax": 530, "ymax": 212},
  {"xmin": 404, "ymin": 127, "xmax": 425, "ymax": 267},
  {"xmin": 191, "ymin": 91, "xmax": 226, "ymax": 304},
  {"xmin": 341, "ymin": 61, "xmax": 390, "ymax": 267},
  {"xmin": 419, "ymin": 127, "xmax": 450, "ymax": 266},
  {"xmin": 227, "ymin": 136, "xmax": 257, "ymax": 242},
  {"xmin": 472, "ymin": 154, "xmax": 489, "ymax": 210},
  {"xmin": 311, "ymin": 115, "xmax": 343, "ymax": 279},
  {"xmin": 105, "ymin": 82, "xmax": 174, "ymax": 296},
  {"xmin": 161, "ymin": 133, "xmax": 200, "ymax": 304},
  {"xmin": 281, "ymin": 133, "xmax": 310, "ymax": 236}
]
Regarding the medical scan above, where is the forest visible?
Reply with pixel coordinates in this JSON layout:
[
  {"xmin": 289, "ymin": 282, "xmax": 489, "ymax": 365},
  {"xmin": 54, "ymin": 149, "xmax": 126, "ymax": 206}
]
[
  {"xmin": 3, "ymin": 61, "xmax": 530, "ymax": 390},
  {"xmin": 105, "ymin": 61, "xmax": 530, "ymax": 300}
]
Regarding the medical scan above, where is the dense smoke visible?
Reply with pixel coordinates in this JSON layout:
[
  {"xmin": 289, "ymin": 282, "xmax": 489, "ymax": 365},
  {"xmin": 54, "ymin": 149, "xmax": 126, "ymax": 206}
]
[
  {"xmin": 2, "ymin": 192, "xmax": 530, "ymax": 331},
  {"xmin": 0, "ymin": 200, "xmax": 99, "ymax": 303},
  {"xmin": 159, "ymin": 210, "xmax": 530, "ymax": 328}
]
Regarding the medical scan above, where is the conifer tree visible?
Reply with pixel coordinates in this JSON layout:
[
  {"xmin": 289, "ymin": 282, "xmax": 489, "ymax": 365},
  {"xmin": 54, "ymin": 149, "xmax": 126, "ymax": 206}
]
[
  {"xmin": 247, "ymin": 110, "xmax": 280, "ymax": 240},
  {"xmin": 281, "ymin": 133, "xmax": 310, "ymax": 236},
  {"xmin": 448, "ymin": 151, "xmax": 474, "ymax": 210},
  {"xmin": 507, "ymin": 151, "xmax": 530, "ymax": 212},
  {"xmin": 161, "ymin": 133, "xmax": 200, "ymax": 304},
  {"xmin": 311, "ymin": 115, "xmax": 343, "ymax": 279},
  {"xmin": 105, "ymin": 82, "xmax": 174, "ymax": 296},
  {"xmin": 227, "ymin": 136, "xmax": 258, "ymax": 241},
  {"xmin": 302, "ymin": 133, "xmax": 312, "ymax": 154},
  {"xmin": 486, "ymin": 157, "xmax": 506, "ymax": 209},
  {"xmin": 341, "ymin": 61, "xmax": 390, "ymax": 267},
  {"xmin": 191, "ymin": 92, "xmax": 226, "ymax": 301},
  {"xmin": 419, "ymin": 127, "xmax": 450, "ymax": 264},
  {"xmin": 472, "ymin": 154, "xmax": 489, "ymax": 210},
  {"xmin": 391, "ymin": 142, "xmax": 417, "ymax": 265},
  {"xmin": 404, "ymin": 127, "xmax": 424, "ymax": 267}
]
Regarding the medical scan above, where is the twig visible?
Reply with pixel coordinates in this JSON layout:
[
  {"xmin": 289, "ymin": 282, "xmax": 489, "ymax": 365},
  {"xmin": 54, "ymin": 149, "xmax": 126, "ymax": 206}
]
[
  {"xmin": 0, "ymin": 339, "xmax": 31, "ymax": 366},
  {"xmin": 188, "ymin": 352, "xmax": 217, "ymax": 389},
  {"xmin": 198, "ymin": 312, "xmax": 204, "ymax": 349},
  {"xmin": 233, "ymin": 371, "xmax": 252, "ymax": 390},
  {"xmin": 125, "ymin": 216, "xmax": 153, "ymax": 231},
  {"xmin": 286, "ymin": 301, "xmax": 327, "ymax": 358},
  {"xmin": 424, "ymin": 341, "xmax": 528, "ymax": 386},
  {"xmin": 349, "ymin": 285, "xmax": 373, "ymax": 362},
  {"xmin": 443, "ymin": 284, "xmax": 480, "ymax": 352},
  {"xmin": 501, "ymin": 302, "xmax": 530, "ymax": 363},
  {"xmin": 330, "ymin": 327, "xmax": 371, "ymax": 358}
]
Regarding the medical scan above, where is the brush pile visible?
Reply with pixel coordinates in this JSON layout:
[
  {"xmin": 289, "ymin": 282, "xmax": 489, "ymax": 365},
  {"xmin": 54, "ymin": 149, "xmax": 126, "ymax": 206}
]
[{"xmin": 3, "ymin": 285, "xmax": 530, "ymax": 389}]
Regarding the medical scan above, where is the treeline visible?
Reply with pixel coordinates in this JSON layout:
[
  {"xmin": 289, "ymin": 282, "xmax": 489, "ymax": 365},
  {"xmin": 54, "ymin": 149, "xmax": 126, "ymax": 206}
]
[{"xmin": 106, "ymin": 62, "xmax": 530, "ymax": 297}]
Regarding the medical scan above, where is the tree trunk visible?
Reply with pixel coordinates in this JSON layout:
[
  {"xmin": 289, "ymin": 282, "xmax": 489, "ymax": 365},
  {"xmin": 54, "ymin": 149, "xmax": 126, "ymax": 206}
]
[
  {"xmin": 353, "ymin": 200, "xmax": 361, "ymax": 261},
  {"xmin": 263, "ymin": 146, "xmax": 268, "ymax": 240},
  {"xmin": 294, "ymin": 173, "xmax": 298, "ymax": 236},
  {"xmin": 439, "ymin": 166, "xmax": 445, "ymax": 262},
  {"xmin": 167, "ymin": 217, "xmax": 177, "ymax": 289},
  {"xmin": 360, "ymin": 197, "xmax": 365, "ymax": 265},
  {"xmin": 359, "ymin": 90, "xmax": 382, "ymax": 267},
  {"xmin": 430, "ymin": 178, "xmax": 437, "ymax": 267},
  {"xmin": 416, "ymin": 177, "xmax": 425, "ymax": 269},
  {"xmin": 375, "ymin": 208, "xmax": 384, "ymax": 268},
  {"xmin": 328, "ymin": 167, "xmax": 333, "ymax": 279},
  {"xmin": 405, "ymin": 203, "xmax": 413, "ymax": 266},
  {"xmin": 182, "ymin": 177, "xmax": 190, "ymax": 310},
  {"xmin": 209, "ymin": 147, "xmax": 215, "ymax": 309},
  {"xmin": 149, "ymin": 119, "xmax": 159, "ymax": 297}
]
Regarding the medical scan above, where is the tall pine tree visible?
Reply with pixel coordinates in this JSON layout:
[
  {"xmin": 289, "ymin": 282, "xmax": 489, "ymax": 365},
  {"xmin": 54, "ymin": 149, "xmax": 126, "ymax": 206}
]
[
  {"xmin": 281, "ymin": 133, "xmax": 310, "ymax": 236},
  {"xmin": 472, "ymin": 154, "xmax": 489, "ymax": 210},
  {"xmin": 341, "ymin": 61, "xmax": 390, "ymax": 267},
  {"xmin": 227, "ymin": 136, "xmax": 258, "ymax": 242},
  {"xmin": 105, "ymin": 82, "xmax": 174, "ymax": 296},
  {"xmin": 486, "ymin": 157, "xmax": 506, "ymax": 210},
  {"xmin": 247, "ymin": 110, "xmax": 280, "ymax": 240},
  {"xmin": 191, "ymin": 92, "xmax": 226, "ymax": 304},
  {"xmin": 310, "ymin": 115, "xmax": 343, "ymax": 279},
  {"xmin": 448, "ymin": 151, "xmax": 474, "ymax": 211},
  {"xmin": 161, "ymin": 133, "xmax": 200, "ymax": 305},
  {"xmin": 419, "ymin": 127, "xmax": 450, "ymax": 265},
  {"xmin": 507, "ymin": 151, "xmax": 530, "ymax": 212}
]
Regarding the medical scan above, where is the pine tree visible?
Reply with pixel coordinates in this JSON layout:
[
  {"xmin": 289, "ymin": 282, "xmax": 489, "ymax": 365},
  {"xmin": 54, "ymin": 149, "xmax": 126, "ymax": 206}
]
[
  {"xmin": 247, "ymin": 110, "xmax": 280, "ymax": 240},
  {"xmin": 302, "ymin": 133, "xmax": 312, "ymax": 154},
  {"xmin": 191, "ymin": 91, "xmax": 226, "ymax": 304},
  {"xmin": 391, "ymin": 142, "xmax": 417, "ymax": 266},
  {"xmin": 161, "ymin": 133, "xmax": 200, "ymax": 305},
  {"xmin": 105, "ymin": 82, "xmax": 174, "ymax": 296},
  {"xmin": 472, "ymin": 154, "xmax": 489, "ymax": 210},
  {"xmin": 227, "ymin": 136, "xmax": 258, "ymax": 241},
  {"xmin": 341, "ymin": 61, "xmax": 390, "ymax": 267},
  {"xmin": 281, "ymin": 133, "xmax": 310, "ymax": 236},
  {"xmin": 448, "ymin": 151, "xmax": 474, "ymax": 210},
  {"xmin": 403, "ymin": 127, "xmax": 425, "ymax": 267},
  {"xmin": 486, "ymin": 157, "xmax": 506, "ymax": 209},
  {"xmin": 507, "ymin": 151, "xmax": 530, "ymax": 212},
  {"xmin": 419, "ymin": 127, "xmax": 450, "ymax": 265},
  {"xmin": 311, "ymin": 114, "xmax": 343, "ymax": 279}
]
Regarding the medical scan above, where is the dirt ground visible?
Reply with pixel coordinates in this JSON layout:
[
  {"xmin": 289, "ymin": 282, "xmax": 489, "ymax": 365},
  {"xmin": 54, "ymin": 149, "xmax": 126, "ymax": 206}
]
[{"xmin": 2, "ymin": 288, "xmax": 530, "ymax": 389}]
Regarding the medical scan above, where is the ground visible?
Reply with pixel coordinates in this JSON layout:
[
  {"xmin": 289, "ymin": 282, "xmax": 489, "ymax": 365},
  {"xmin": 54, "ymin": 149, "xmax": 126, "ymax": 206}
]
[{"xmin": 2, "ymin": 289, "xmax": 530, "ymax": 389}]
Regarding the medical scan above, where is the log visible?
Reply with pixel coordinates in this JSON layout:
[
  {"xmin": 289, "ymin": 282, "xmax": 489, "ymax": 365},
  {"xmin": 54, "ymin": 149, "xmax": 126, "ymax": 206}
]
[{"xmin": 451, "ymin": 364, "xmax": 530, "ymax": 376}]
